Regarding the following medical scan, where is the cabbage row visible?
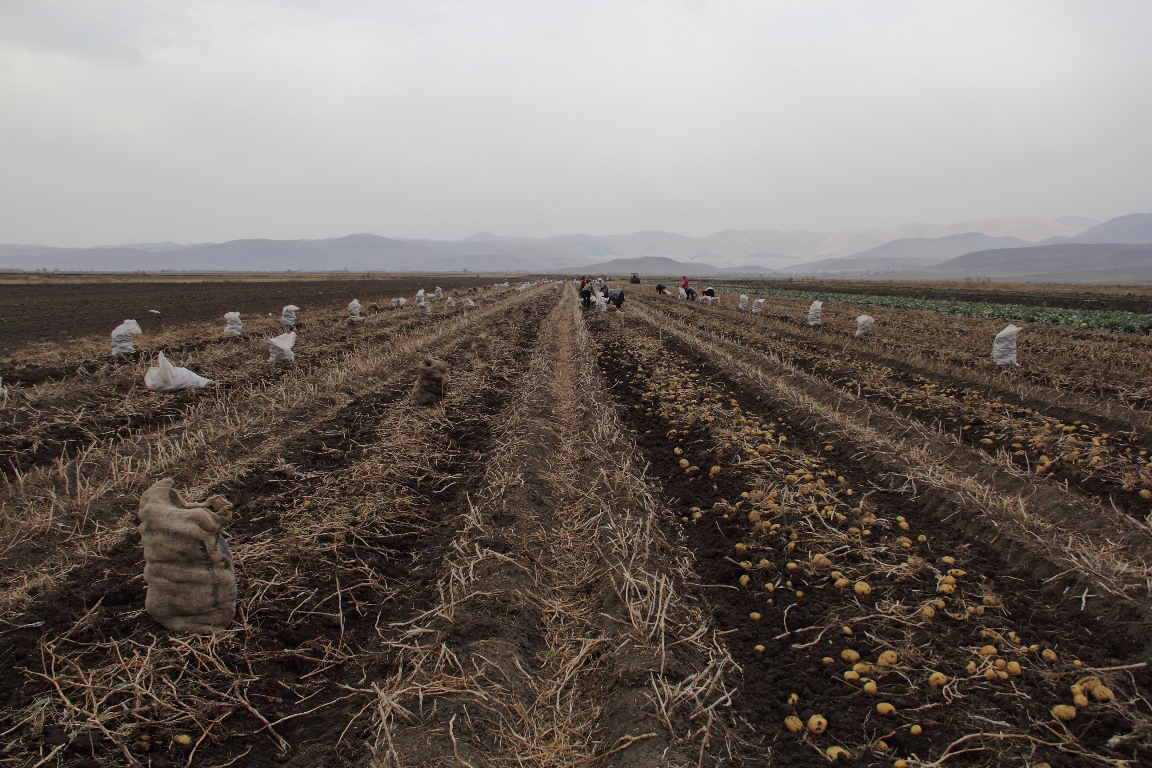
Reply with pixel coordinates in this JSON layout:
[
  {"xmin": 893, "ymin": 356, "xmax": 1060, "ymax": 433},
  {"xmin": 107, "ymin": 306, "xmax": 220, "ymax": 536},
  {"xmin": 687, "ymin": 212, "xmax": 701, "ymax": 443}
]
[{"xmin": 719, "ymin": 286, "xmax": 1152, "ymax": 333}]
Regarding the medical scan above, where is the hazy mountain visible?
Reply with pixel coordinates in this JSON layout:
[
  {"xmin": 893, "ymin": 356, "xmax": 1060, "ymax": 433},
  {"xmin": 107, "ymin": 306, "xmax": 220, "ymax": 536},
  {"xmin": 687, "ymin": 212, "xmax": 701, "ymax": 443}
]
[
  {"xmin": 779, "ymin": 232, "xmax": 1033, "ymax": 273},
  {"xmin": 895, "ymin": 216, "xmax": 1092, "ymax": 241},
  {"xmin": 1067, "ymin": 213, "xmax": 1152, "ymax": 244},
  {"xmin": 580, "ymin": 255, "xmax": 775, "ymax": 277},
  {"xmin": 931, "ymin": 243, "xmax": 1152, "ymax": 279}
]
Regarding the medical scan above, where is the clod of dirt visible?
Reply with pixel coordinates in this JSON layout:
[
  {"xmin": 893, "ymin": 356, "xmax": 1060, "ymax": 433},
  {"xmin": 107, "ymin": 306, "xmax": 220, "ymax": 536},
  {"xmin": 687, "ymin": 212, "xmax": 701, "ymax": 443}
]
[
  {"xmin": 412, "ymin": 357, "xmax": 449, "ymax": 405},
  {"xmin": 472, "ymin": 333, "xmax": 492, "ymax": 357}
]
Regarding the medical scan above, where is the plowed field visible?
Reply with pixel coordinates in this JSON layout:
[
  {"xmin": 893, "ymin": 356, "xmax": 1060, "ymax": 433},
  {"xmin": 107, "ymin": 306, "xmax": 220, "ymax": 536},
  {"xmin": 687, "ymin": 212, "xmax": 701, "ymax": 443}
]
[{"xmin": 1, "ymin": 279, "xmax": 1150, "ymax": 767}]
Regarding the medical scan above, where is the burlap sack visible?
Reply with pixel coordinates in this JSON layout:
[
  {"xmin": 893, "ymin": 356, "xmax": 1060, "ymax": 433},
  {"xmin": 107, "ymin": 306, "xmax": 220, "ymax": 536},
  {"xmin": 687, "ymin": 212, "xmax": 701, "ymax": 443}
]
[
  {"xmin": 138, "ymin": 478, "xmax": 236, "ymax": 633},
  {"xmin": 412, "ymin": 357, "xmax": 448, "ymax": 405}
]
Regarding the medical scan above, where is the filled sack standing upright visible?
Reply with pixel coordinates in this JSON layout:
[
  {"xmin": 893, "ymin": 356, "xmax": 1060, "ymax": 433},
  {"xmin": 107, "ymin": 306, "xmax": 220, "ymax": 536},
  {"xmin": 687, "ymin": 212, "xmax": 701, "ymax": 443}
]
[
  {"xmin": 416, "ymin": 289, "xmax": 426, "ymax": 303},
  {"xmin": 412, "ymin": 357, "xmax": 449, "ymax": 405},
  {"xmin": 751, "ymin": 298, "xmax": 765, "ymax": 314},
  {"xmin": 464, "ymin": 298, "xmax": 475, "ymax": 308},
  {"xmin": 145, "ymin": 352, "xmax": 212, "ymax": 391},
  {"xmin": 223, "ymin": 311, "xmax": 243, "ymax": 336},
  {"xmin": 855, "ymin": 315, "xmax": 874, "ymax": 337},
  {"xmin": 111, "ymin": 319, "xmax": 142, "ymax": 355},
  {"xmin": 348, "ymin": 299, "xmax": 361, "ymax": 317},
  {"xmin": 268, "ymin": 331, "xmax": 297, "ymax": 362},
  {"xmin": 138, "ymin": 478, "xmax": 236, "ymax": 633},
  {"xmin": 434, "ymin": 286, "xmax": 443, "ymax": 300},
  {"xmin": 807, "ymin": 300, "xmax": 823, "ymax": 326},
  {"xmin": 281, "ymin": 305, "xmax": 300, "ymax": 328},
  {"xmin": 993, "ymin": 324, "xmax": 1022, "ymax": 366},
  {"xmin": 739, "ymin": 294, "xmax": 749, "ymax": 311},
  {"xmin": 444, "ymin": 297, "xmax": 456, "ymax": 310},
  {"xmin": 418, "ymin": 301, "xmax": 433, "ymax": 316},
  {"xmin": 678, "ymin": 287, "xmax": 688, "ymax": 300}
]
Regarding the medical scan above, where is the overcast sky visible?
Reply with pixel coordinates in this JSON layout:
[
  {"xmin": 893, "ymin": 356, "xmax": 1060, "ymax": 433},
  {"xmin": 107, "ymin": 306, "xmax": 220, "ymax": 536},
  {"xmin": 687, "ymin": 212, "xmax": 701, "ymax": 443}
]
[{"xmin": 1, "ymin": 1, "xmax": 1149, "ymax": 246}]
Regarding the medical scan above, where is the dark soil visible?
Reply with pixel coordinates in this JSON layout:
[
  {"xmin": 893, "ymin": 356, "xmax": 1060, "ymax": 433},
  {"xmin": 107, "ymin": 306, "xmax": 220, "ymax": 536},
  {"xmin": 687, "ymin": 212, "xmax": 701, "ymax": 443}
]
[{"xmin": 0, "ymin": 276, "xmax": 494, "ymax": 354}]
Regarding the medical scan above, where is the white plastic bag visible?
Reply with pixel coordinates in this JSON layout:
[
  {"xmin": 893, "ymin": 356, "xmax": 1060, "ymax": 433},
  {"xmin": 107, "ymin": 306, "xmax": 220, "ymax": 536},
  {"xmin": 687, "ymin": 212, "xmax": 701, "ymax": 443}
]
[
  {"xmin": 111, "ymin": 319, "xmax": 143, "ymax": 355},
  {"xmin": 416, "ymin": 289, "xmax": 426, "ymax": 302},
  {"xmin": 281, "ymin": 305, "xmax": 300, "ymax": 327},
  {"xmin": 418, "ymin": 301, "xmax": 432, "ymax": 316},
  {"xmin": 389, "ymin": 298, "xmax": 400, "ymax": 308},
  {"xmin": 348, "ymin": 299, "xmax": 361, "ymax": 317},
  {"xmin": 855, "ymin": 315, "xmax": 874, "ymax": 337},
  {"xmin": 445, "ymin": 297, "xmax": 456, "ymax": 310},
  {"xmin": 739, "ymin": 294, "xmax": 749, "ymax": 311},
  {"xmin": 808, "ymin": 300, "xmax": 823, "ymax": 326},
  {"xmin": 596, "ymin": 295, "xmax": 608, "ymax": 311},
  {"xmin": 464, "ymin": 298, "xmax": 475, "ymax": 308},
  {"xmin": 398, "ymin": 297, "xmax": 407, "ymax": 307},
  {"xmin": 223, "ymin": 312, "xmax": 242, "ymax": 336},
  {"xmin": 433, "ymin": 287, "xmax": 443, "ymax": 300},
  {"xmin": 268, "ymin": 331, "xmax": 297, "ymax": 362},
  {"xmin": 993, "ymin": 324, "xmax": 1022, "ymax": 366},
  {"xmin": 751, "ymin": 299, "xmax": 764, "ymax": 314},
  {"xmin": 145, "ymin": 352, "xmax": 212, "ymax": 391},
  {"xmin": 678, "ymin": 287, "xmax": 687, "ymax": 300}
]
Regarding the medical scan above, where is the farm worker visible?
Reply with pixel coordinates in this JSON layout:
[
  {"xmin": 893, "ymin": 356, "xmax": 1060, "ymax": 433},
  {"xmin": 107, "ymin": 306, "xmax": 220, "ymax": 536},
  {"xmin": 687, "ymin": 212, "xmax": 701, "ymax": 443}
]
[
  {"xmin": 607, "ymin": 287, "xmax": 625, "ymax": 309},
  {"xmin": 580, "ymin": 276, "xmax": 588, "ymax": 290},
  {"xmin": 681, "ymin": 275, "xmax": 689, "ymax": 291},
  {"xmin": 703, "ymin": 287, "xmax": 716, "ymax": 298},
  {"xmin": 580, "ymin": 285, "xmax": 593, "ymax": 308},
  {"xmin": 685, "ymin": 287, "xmax": 698, "ymax": 301},
  {"xmin": 655, "ymin": 283, "xmax": 667, "ymax": 295}
]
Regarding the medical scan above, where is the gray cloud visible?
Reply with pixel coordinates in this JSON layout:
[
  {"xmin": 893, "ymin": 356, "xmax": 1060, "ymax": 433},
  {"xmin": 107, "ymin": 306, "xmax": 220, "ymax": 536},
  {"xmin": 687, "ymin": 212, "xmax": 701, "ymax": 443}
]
[{"xmin": 0, "ymin": 0, "xmax": 1149, "ymax": 246}]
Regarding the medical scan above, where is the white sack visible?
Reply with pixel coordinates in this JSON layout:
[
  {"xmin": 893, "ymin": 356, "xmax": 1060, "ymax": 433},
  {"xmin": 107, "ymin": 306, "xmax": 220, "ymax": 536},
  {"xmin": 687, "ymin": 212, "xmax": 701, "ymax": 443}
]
[
  {"xmin": 739, "ymin": 294, "xmax": 749, "ymax": 311},
  {"xmin": 398, "ymin": 297, "xmax": 407, "ymax": 307},
  {"xmin": 855, "ymin": 315, "xmax": 874, "ymax": 337},
  {"xmin": 145, "ymin": 352, "xmax": 212, "ymax": 391},
  {"xmin": 268, "ymin": 331, "xmax": 297, "ymax": 362},
  {"xmin": 434, "ymin": 286, "xmax": 443, "ymax": 300},
  {"xmin": 111, "ymin": 319, "xmax": 143, "ymax": 355},
  {"xmin": 348, "ymin": 299, "xmax": 361, "ymax": 317},
  {"xmin": 464, "ymin": 298, "xmax": 475, "ymax": 307},
  {"xmin": 808, "ymin": 300, "xmax": 823, "ymax": 326},
  {"xmin": 416, "ymin": 289, "xmax": 426, "ymax": 302},
  {"xmin": 281, "ymin": 305, "xmax": 300, "ymax": 327},
  {"xmin": 445, "ymin": 297, "xmax": 456, "ymax": 310},
  {"xmin": 993, "ymin": 324, "xmax": 1022, "ymax": 366},
  {"xmin": 418, "ymin": 301, "xmax": 432, "ymax": 316},
  {"xmin": 596, "ymin": 296, "xmax": 608, "ymax": 311},
  {"xmin": 223, "ymin": 312, "xmax": 243, "ymax": 336},
  {"xmin": 389, "ymin": 298, "xmax": 400, "ymax": 308},
  {"xmin": 678, "ymin": 287, "xmax": 688, "ymax": 300},
  {"xmin": 752, "ymin": 298, "xmax": 765, "ymax": 314}
]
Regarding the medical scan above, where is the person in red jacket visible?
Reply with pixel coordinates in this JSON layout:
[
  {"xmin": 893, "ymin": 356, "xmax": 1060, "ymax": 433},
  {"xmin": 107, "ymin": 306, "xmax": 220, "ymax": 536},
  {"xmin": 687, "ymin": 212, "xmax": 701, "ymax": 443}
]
[{"xmin": 681, "ymin": 276, "xmax": 689, "ymax": 291}]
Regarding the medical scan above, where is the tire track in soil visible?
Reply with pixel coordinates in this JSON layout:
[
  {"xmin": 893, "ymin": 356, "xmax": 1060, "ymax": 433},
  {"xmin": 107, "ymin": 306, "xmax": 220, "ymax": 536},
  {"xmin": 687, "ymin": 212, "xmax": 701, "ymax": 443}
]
[
  {"xmin": 586, "ymin": 310, "xmax": 1152, "ymax": 767},
  {"xmin": 0, "ymin": 292, "xmax": 553, "ymax": 767}
]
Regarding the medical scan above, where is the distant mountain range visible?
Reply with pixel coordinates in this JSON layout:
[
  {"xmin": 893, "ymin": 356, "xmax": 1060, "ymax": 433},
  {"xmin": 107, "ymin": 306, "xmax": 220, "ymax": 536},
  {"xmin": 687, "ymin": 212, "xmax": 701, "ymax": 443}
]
[{"xmin": 3, "ymin": 213, "xmax": 1151, "ymax": 282}]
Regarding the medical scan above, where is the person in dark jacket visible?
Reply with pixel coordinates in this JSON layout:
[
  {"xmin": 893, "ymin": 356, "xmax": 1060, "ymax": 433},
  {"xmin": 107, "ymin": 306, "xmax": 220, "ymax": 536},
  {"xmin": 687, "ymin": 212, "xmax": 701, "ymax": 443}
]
[
  {"xmin": 607, "ymin": 287, "xmax": 625, "ymax": 309},
  {"xmin": 685, "ymin": 287, "xmax": 697, "ymax": 301},
  {"xmin": 580, "ymin": 286, "xmax": 593, "ymax": 308},
  {"xmin": 703, "ymin": 287, "xmax": 715, "ymax": 297},
  {"xmin": 655, "ymin": 283, "xmax": 667, "ymax": 295}
]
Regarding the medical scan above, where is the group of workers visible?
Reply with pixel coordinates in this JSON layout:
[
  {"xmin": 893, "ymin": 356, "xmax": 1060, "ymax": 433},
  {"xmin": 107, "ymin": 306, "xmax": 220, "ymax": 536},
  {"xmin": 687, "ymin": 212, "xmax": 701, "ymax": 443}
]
[{"xmin": 579, "ymin": 277, "xmax": 625, "ymax": 310}]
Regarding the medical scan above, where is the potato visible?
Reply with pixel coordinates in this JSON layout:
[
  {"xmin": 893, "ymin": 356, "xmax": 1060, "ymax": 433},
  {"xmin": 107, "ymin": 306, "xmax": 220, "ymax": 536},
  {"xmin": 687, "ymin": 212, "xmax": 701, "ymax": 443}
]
[
  {"xmin": 854, "ymin": 581, "xmax": 872, "ymax": 596},
  {"xmin": 979, "ymin": 645, "xmax": 998, "ymax": 656},
  {"xmin": 825, "ymin": 746, "xmax": 850, "ymax": 760},
  {"xmin": 807, "ymin": 714, "xmax": 828, "ymax": 734},
  {"xmin": 928, "ymin": 672, "xmax": 948, "ymax": 688},
  {"xmin": 1092, "ymin": 685, "xmax": 1114, "ymax": 702},
  {"xmin": 784, "ymin": 715, "xmax": 804, "ymax": 734},
  {"xmin": 1052, "ymin": 704, "xmax": 1077, "ymax": 721},
  {"xmin": 841, "ymin": 649, "xmax": 861, "ymax": 663},
  {"xmin": 877, "ymin": 650, "xmax": 898, "ymax": 667},
  {"xmin": 876, "ymin": 702, "xmax": 896, "ymax": 715}
]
